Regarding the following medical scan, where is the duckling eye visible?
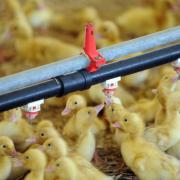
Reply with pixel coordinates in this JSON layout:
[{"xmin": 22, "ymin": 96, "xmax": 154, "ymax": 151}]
[
  {"xmin": 56, "ymin": 163, "xmax": 60, "ymax": 167},
  {"xmin": 25, "ymin": 156, "xmax": 29, "ymax": 159},
  {"xmin": 124, "ymin": 118, "xmax": 128, "ymax": 122},
  {"xmin": 2, "ymin": 145, "xmax": 6, "ymax": 148},
  {"xmin": 87, "ymin": 111, "xmax": 91, "ymax": 115},
  {"xmin": 111, "ymin": 108, "xmax": 114, "ymax": 112},
  {"xmin": 48, "ymin": 143, "xmax": 51, "ymax": 147},
  {"xmin": 74, "ymin": 101, "xmax": 78, "ymax": 105},
  {"xmin": 41, "ymin": 133, "xmax": 44, "ymax": 136}
]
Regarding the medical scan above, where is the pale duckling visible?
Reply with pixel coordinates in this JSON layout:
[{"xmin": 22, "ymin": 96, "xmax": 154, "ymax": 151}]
[
  {"xmin": 113, "ymin": 111, "xmax": 180, "ymax": 180},
  {"xmin": 46, "ymin": 156, "xmax": 113, "ymax": 180},
  {"xmin": 23, "ymin": 0, "xmax": 53, "ymax": 29},
  {"xmin": 22, "ymin": 149, "xmax": 47, "ymax": 180},
  {"xmin": 144, "ymin": 92, "xmax": 180, "ymax": 151},
  {"xmin": 5, "ymin": 18, "xmax": 81, "ymax": 66}
]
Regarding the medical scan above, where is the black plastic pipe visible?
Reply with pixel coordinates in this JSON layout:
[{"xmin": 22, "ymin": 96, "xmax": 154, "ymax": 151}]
[{"xmin": 0, "ymin": 44, "xmax": 179, "ymax": 112}]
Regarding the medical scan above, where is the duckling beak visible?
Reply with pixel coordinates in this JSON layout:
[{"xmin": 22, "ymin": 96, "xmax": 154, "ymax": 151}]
[
  {"xmin": 112, "ymin": 122, "xmax": 121, "ymax": 128},
  {"xmin": 61, "ymin": 107, "xmax": 71, "ymax": 116},
  {"xmin": 45, "ymin": 165, "xmax": 55, "ymax": 173},
  {"xmin": 152, "ymin": 89, "xmax": 158, "ymax": 94},
  {"xmin": 25, "ymin": 136, "xmax": 37, "ymax": 144},
  {"xmin": 38, "ymin": 145, "xmax": 45, "ymax": 152},
  {"xmin": 10, "ymin": 149, "xmax": 18, "ymax": 158},
  {"xmin": 94, "ymin": 104, "xmax": 104, "ymax": 114},
  {"xmin": 171, "ymin": 74, "xmax": 179, "ymax": 83}
]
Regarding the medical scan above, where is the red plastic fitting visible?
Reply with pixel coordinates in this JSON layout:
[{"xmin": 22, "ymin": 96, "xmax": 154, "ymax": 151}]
[{"xmin": 83, "ymin": 24, "xmax": 106, "ymax": 72}]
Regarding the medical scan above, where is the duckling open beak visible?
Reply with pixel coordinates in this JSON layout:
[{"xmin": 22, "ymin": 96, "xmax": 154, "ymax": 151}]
[
  {"xmin": 112, "ymin": 122, "xmax": 121, "ymax": 128},
  {"xmin": 61, "ymin": 107, "xmax": 71, "ymax": 116}
]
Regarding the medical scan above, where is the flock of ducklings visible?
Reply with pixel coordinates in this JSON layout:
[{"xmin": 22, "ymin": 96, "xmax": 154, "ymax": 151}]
[
  {"xmin": 0, "ymin": 67, "xmax": 179, "ymax": 180},
  {"xmin": 0, "ymin": 0, "xmax": 180, "ymax": 180}
]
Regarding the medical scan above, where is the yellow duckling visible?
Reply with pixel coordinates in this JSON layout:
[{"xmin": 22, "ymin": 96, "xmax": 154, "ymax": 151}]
[
  {"xmin": 0, "ymin": 136, "xmax": 16, "ymax": 180},
  {"xmin": 0, "ymin": 136, "xmax": 27, "ymax": 180},
  {"xmin": 3, "ymin": 107, "xmax": 22, "ymax": 122},
  {"xmin": 44, "ymin": 114, "xmax": 96, "ymax": 162},
  {"xmin": 116, "ymin": 0, "xmax": 176, "ymax": 38},
  {"xmin": 35, "ymin": 121, "xmax": 60, "ymax": 144},
  {"xmin": 43, "ymin": 138, "xmax": 111, "ymax": 180},
  {"xmin": 77, "ymin": 20, "xmax": 121, "ymax": 48},
  {"xmin": 0, "ymin": 110, "xmax": 34, "ymax": 151},
  {"xmin": 154, "ymin": 72, "xmax": 180, "ymax": 125},
  {"xmin": 144, "ymin": 92, "xmax": 180, "ymax": 151},
  {"xmin": 104, "ymin": 103, "xmax": 126, "ymax": 132},
  {"xmin": 63, "ymin": 104, "xmax": 105, "ymax": 141},
  {"xmin": 22, "ymin": 149, "xmax": 47, "ymax": 180},
  {"xmin": 46, "ymin": 156, "xmax": 113, "ymax": 180},
  {"xmin": 128, "ymin": 97, "xmax": 159, "ymax": 124},
  {"xmin": 5, "ymin": 18, "xmax": 81, "ymax": 66},
  {"xmin": 113, "ymin": 111, "xmax": 180, "ymax": 180},
  {"xmin": 96, "ymin": 21, "xmax": 121, "ymax": 47},
  {"xmin": 61, "ymin": 94, "xmax": 87, "ymax": 116}
]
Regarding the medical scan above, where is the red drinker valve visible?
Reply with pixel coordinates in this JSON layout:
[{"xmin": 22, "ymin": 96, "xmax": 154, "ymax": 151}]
[{"xmin": 83, "ymin": 24, "xmax": 106, "ymax": 72}]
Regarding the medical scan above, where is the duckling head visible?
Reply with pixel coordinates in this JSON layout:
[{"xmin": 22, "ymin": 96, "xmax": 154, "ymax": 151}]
[
  {"xmin": 112, "ymin": 112, "xmax": 145, "ymax": 140},
  {"xmin": 8, "ymin": 19, "xmax": 33, "ymax": 39},
  {"xmin": 3, "ymin": 108, "xmax": 22, "ymax": 122},
  {"xmin": 0, "ymin": 136, "xmax": 16, "ymax": 156},
  {"xmin": 43, "ymin": 137, "xmax": 68, "ymax": 159},
  {"xmin": 36, "ymin": 120, "xmax": 54, "ymax": 131},
  {"xmin": 98, "ymin": 21, "xmax": 120, "ymax": 41},
  {"xmin": 78, "ymin": 7, "xmax": 99, "ymax": 23},
  {"xmin": 156, "ymin": 72, "xmax": 178, "ymax": 106},
  {"xmin": 46, "ymin": 157, "xmax": 77, "ymax": 179},
  {"xmin": 23, "ymin": 149, "xmax": 46, "ymax": 170},
  {"xmin": 104, "ymin": 103, "xmax": 125, "ymax": 123},
  {"xmin": 36, "ymin": 126, "xmax": 59, "ymax": 144},
  {"xmin": 61, "ymin": 94, "xmax": 87, "ymax": 116}
]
